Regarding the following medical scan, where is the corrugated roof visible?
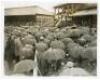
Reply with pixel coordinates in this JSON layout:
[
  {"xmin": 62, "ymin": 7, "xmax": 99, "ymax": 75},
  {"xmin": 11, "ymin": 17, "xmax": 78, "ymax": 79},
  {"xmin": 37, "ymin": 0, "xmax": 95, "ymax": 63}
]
[
  {"xmin": 54, "ymin": 3, "xmax": 85, "ymax": 8},
  {"xmin": 54, "ymin": 3, "xmax": 97, "ymax": 9},
  {"xmin": 5, "ymin": 6, "xmax": 53, "ymax": 16},
  {"xmin": 71, "ymin": 9, "xmax": 97, "ymax": 16}
]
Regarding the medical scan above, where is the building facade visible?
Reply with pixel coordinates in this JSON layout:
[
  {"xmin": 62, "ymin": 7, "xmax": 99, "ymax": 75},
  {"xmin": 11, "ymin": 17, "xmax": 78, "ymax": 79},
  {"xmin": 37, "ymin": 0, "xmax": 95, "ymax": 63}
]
[
  {"xmin": 54, "ymin": 3, "xmax": 97, "ymax": 27},
  {"xmin": 5, "ymin": 6, "xmax": 54, "ymax": 27}
]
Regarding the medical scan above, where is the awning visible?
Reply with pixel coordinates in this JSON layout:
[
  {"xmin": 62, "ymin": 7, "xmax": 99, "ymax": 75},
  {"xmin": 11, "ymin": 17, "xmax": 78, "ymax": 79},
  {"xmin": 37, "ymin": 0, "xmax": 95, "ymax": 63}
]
[{"xmin": 71, "ymin": 9, "xmax": 97, "ymax": 17}]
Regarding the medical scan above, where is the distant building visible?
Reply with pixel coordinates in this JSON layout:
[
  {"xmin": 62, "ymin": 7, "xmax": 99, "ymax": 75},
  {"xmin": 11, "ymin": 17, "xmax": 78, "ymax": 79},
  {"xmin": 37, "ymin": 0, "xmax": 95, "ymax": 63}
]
[
  {"xmin": 54, "ymin": 3, "xmax": 97, "ymax": 27},
  {"xmin": 71, "ymin": 4, "xmax": 97, "ymax": 28},
  {"xmin": 5, "ymin": 6, "xmax": 54, "ymax": 27}
]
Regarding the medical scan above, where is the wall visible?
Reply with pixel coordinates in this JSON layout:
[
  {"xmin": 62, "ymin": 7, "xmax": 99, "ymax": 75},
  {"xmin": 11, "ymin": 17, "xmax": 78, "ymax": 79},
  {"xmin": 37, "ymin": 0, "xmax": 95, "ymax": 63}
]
[
  {"xmin": 36, "ymin": 14, "xmax": 54, "ymax": 27},
  {"xmin": 5, "ymin": 15, "xmax": 36, "ymax": 26}
]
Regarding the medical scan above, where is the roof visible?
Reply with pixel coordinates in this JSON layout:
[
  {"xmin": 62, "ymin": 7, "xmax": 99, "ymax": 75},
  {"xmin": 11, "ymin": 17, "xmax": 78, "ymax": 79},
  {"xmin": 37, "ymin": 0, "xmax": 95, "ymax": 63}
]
[
  {"xmin": 54, "ymin": 3, "xmax": 85, "ymax": 8},
  {"xmin": 71, "ymin": 9, "xmax": 97, "ymax": 16},
  {"xmin": 54, "ymin": 3, "xmax": 97, "ymax": 9},
  {"xmin": 5, "ymin": 6, "xmax": 53, "ymax": 16}
]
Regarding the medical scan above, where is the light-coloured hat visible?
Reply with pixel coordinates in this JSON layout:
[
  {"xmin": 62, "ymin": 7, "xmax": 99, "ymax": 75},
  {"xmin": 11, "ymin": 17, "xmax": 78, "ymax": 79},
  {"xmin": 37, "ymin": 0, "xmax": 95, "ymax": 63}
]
[{"xmin": 66, "ymin": 61, "xmax": 74, "ymax": 68}]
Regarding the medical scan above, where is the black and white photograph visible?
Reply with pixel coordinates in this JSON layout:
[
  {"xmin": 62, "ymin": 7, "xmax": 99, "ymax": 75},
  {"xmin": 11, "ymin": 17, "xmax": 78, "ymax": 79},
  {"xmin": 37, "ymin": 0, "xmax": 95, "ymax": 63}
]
[{"xmin": 1, "ymin": 0, "xmax": 98, "ymax": 77}]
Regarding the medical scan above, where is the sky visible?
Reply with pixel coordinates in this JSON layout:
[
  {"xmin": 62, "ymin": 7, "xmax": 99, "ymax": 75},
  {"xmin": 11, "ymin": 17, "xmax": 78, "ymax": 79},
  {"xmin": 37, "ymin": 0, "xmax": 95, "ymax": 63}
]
[
  {"xmin": 3, "ymin": 0, "xmax": 68, "ymax": 12},
  {"xmin": 2, "ymin": 0, "xmax": 97, "ymax": 12}
]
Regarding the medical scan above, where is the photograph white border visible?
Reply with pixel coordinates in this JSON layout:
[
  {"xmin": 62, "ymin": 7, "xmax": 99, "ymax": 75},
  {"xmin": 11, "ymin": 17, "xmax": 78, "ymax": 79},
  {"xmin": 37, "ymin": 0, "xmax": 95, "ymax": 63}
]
[{"xmin": 0, "ymin": 0, "xmax": 99, "ymax": 80}]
